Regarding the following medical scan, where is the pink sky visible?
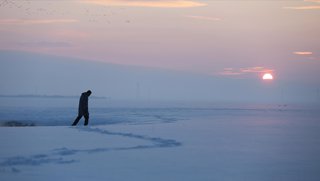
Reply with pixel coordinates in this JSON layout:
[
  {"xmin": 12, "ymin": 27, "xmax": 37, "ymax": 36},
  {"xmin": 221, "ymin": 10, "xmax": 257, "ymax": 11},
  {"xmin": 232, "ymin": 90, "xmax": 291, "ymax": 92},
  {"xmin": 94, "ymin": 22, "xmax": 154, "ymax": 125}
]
[{"xmin": 0, "ymin": 0, "xmax": 319, "ymax": 82}]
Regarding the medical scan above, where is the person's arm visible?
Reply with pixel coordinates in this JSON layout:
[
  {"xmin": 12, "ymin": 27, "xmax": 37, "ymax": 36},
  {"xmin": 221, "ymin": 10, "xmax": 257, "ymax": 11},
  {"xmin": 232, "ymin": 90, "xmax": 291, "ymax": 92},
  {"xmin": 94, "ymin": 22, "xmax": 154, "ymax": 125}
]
[{"xmin": 84, "ymin": 96, "xmax": 89, "ymax": 114}]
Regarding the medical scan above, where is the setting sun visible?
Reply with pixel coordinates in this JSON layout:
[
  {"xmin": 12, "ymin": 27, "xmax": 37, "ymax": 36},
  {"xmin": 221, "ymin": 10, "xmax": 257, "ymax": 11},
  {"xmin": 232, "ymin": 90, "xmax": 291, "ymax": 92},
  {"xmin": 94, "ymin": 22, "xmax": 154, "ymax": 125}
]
[{"xmin": 262, "ymin": 73, "xmax": 273, "ymax": 80}]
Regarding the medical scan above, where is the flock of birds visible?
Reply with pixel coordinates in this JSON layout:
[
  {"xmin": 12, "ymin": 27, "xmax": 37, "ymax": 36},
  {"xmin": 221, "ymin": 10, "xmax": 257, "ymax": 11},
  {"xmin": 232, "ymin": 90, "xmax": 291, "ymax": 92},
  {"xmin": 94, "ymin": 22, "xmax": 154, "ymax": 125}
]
[{"xmin": 0, "ymin": 0, "xmax": 132, "ymax": 24}]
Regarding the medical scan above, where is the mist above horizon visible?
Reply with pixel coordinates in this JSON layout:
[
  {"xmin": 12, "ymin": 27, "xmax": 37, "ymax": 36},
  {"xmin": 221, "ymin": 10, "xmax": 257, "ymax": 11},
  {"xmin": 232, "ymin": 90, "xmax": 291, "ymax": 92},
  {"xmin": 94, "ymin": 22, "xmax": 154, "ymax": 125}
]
[{"xmin": 0, "ymin": 50, "xmax": 319, "ymax": 104}]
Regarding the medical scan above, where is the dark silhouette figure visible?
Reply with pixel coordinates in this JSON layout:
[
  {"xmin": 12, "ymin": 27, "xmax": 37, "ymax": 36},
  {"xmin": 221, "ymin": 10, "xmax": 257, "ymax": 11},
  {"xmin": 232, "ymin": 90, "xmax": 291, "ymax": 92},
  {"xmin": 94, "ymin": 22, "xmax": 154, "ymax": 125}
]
[{"xmin": 72, "ymin": 90, "xmax": 92, "ymax": 126}]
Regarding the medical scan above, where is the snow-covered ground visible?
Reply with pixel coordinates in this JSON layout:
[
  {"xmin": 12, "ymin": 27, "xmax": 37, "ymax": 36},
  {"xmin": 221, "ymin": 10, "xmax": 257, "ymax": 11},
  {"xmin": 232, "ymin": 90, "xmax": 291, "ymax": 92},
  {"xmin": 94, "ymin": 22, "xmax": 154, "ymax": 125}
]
[{"xmin": 1, "ymin": 106, "xmax": 320, "ymax": 181}]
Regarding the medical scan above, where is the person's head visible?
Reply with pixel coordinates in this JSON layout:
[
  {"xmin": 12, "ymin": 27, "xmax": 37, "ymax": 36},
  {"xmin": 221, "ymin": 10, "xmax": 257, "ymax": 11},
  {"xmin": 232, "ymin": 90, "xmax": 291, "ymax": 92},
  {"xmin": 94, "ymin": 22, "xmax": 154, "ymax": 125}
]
[{"xmin": 86, "ymin": 90, "xmax": 92, "ymax": 96}]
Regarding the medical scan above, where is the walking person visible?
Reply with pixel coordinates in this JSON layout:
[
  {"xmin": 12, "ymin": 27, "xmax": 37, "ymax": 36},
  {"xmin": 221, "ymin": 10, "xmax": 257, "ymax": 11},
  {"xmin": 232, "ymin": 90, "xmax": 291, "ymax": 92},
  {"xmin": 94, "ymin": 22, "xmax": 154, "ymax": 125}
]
[{"xmin": 72, "ymin": 90, "xmax": 92, "ymax": 126}]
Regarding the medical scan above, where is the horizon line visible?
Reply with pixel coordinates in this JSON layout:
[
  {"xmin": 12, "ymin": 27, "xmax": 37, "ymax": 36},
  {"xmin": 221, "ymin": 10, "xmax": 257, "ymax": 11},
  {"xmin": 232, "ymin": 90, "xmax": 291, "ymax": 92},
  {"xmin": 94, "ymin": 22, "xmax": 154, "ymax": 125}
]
[{"xmin": 0, "ymin": 94, "xmax": 108, "ymax": 99}]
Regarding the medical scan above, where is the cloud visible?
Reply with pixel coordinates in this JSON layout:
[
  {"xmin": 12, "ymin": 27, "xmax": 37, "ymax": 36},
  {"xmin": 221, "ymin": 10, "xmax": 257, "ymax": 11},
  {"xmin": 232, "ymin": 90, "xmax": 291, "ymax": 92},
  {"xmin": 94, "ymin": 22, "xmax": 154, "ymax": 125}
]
[
  {"xmin": 283, "ymin": 6, "xmax": 320, "ymax": 10},
  {"xmin": 284, "ymin": 0, "xmax": 320, "ymax": 10},
  {"xmin": 184, "ymin": 15, "xmax": 222, "ymax": 21},
  {"xmin": 80, "ymin": 0, "xmax": 206, "ymax": 8},
  {"xmin": 55, "ymin": 30, "xmax": 89, "ymax": 39},
  {"xmin": 219, "ymin": 67, "xmax": 274, "ymax": 77},
  {"xmin": 219, "ymin": 68, "xmax": 243, "ymax": 76},
  {"xmin": 19, "ymin": 41, "xmax": 73, "ymax": 48},
  {"xmin": 0, "ymin": 19, "xmax": 78, "ymax": 25},
  {"xmin": 240, "ymin": 67, "xmax": 274, "ymax": 73},
  {"xmin": 304, "ymin": 0, "xmax": 320, "ymax": 3},
  {"xmin": 293, "ymin": 51, "xmax": 313, "ymax": 55},
  {"xmin": 293, "ymin": 52, "xmax": 317, "ymax": 62}
]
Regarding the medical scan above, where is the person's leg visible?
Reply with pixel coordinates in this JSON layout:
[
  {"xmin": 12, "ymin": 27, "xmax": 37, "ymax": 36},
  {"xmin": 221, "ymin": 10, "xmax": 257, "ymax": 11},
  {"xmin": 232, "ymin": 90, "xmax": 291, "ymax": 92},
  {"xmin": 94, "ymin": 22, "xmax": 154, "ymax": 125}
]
[
  {"xmin": 84, "ymin": 114, "xmax": 89, "ymax": 126},
  {"xmin": 72, "ymin": 115, "xmax": 82, "ymax": 126}
]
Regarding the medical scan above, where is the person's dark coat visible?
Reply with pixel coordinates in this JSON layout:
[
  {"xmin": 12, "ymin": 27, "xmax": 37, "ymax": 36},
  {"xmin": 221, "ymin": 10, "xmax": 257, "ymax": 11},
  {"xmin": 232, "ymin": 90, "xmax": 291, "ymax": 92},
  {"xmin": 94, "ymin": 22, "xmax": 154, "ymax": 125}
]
[{"xmin": 78, "ymin": 92, "xmax": 90, "ymax": 116}]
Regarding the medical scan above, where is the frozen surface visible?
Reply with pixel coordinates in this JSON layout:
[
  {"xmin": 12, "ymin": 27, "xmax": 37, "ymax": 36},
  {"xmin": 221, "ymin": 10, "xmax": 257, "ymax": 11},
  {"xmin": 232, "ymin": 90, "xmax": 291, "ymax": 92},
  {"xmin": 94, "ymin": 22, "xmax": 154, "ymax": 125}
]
[{"xmin": 1, "ymin": 99, "xmax": 320, "ymax": 180}]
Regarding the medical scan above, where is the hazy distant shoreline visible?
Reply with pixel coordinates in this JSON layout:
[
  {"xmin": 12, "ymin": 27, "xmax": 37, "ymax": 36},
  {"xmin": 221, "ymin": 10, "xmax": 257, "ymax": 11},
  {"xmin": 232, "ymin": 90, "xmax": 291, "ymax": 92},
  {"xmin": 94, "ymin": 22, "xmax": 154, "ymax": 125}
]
[{"xmin": 0, "ymin": 94, "xmax": 108, "ymax": 99}]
